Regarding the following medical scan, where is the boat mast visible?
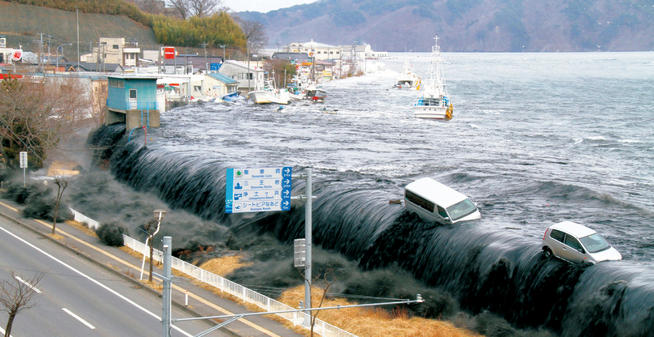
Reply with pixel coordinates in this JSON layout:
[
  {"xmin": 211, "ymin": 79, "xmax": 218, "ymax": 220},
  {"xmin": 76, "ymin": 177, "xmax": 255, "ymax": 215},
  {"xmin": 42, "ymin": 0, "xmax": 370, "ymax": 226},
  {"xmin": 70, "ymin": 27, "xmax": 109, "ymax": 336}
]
[{"xmin": 431, "ymin": 35, "xmax": 445, "ymax": 95}]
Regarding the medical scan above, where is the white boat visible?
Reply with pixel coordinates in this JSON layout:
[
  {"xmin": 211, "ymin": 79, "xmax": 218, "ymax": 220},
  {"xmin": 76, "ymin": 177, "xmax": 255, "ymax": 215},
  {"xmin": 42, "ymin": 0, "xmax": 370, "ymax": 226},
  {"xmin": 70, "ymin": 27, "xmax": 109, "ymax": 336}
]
[
  {"xmin": 248, "ymin": 79, "xmax": 291, "ymax": 105},
  {"xmin": 394, "ymin": 61, "xmax": 421, "ymax": 89},
  {"xmin": 414, "ymin": 35, "xmax": 453, "ymax": 120}
]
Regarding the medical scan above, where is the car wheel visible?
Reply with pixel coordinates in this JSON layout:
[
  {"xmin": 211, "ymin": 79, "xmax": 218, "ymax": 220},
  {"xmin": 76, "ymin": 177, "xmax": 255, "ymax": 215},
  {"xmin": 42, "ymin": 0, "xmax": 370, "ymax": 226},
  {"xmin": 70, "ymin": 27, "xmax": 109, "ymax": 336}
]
[{"xmin": 543, "ymin": 247, "xmax": 553, "ymax": 259}]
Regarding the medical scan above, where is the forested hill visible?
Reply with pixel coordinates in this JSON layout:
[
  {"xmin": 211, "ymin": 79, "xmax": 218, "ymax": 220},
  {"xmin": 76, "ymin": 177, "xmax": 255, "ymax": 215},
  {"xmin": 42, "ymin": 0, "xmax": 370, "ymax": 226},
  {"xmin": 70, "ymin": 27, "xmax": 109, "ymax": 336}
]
[{"xmin": 238, "ymin": 0, "xmax": 654, "ymax": 52}]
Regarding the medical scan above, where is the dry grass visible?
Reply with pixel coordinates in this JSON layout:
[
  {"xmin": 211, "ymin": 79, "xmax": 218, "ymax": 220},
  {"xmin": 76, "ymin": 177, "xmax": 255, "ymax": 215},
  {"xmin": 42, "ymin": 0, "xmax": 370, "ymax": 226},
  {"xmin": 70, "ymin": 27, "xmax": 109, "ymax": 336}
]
[
  {"xmin": 64, "ymin": 220, "xmax": 98, "ymax": 237},
  {"xmin": 199, "ymin": 256, "xmax": 253, "ymax": 276},
  {"xmin": 278, "ymin": 286, "xmax": 481, "ymax": 337},
  {"xmin": 119, "ymin": 246, "xmax": 480, "ymax": 337}
]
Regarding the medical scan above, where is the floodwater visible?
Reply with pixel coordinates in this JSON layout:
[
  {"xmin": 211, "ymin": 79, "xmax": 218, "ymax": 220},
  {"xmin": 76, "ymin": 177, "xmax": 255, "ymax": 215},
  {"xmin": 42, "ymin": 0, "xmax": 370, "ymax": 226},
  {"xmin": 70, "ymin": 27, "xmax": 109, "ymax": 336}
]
[{"xmin": 90, "ymin": 52, "xmax": 654, "ymax": 336}]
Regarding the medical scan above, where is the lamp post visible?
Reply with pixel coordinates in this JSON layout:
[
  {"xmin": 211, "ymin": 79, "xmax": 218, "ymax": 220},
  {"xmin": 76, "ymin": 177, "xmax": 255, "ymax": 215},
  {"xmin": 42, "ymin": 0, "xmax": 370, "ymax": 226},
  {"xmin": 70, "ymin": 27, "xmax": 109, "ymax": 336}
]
[
  {"xmin": 219, "ymin": 44, "xmax": 226, "ymax": 60},
  {"xmin": 148, "ymin": 209, "xmax": 166, "ymax": 282}
]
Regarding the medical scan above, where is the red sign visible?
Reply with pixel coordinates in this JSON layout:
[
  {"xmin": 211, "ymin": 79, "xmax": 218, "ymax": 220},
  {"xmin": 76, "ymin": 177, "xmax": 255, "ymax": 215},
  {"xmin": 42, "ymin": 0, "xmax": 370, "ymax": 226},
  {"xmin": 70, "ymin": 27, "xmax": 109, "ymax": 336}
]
[
  {"xmin": 11, "ymin": 50, "xmax": 22, "ymax": 61},
  {"xmin": 0, "ymin": 74, "xmax": 23, "ymax": 80},
  {"xmin": 163, "ymin": 47, "xmax": 176, "ymax": 60}
]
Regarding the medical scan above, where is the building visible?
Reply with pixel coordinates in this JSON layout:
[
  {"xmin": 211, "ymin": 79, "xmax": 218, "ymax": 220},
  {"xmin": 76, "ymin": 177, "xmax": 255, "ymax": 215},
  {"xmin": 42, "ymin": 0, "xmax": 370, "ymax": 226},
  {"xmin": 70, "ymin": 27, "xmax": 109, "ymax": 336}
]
[
  {"xmin": 219, "ymin": 60, "xmax": 265, "ymax": 92},
  {"xmin": 81, "ymin": 37, "xmax": 142, "ymax": 68},
  {"xmin": 271, "ymin": 52, "xmax": 311, "ymax": 63},
  {"xmin": 0, "ymin": 37, "xmax": 22, "ymax": 65},
  {"xmin": 106, "ymin": 74, "xmax": 161, "ymax": 131},
  {"xmin": 201, "ymin": 73, "xmax": 238, "ymax": 98},
  {"xmin": 284, "ymin": 40, "xmax": 342, "ymax": 61}
]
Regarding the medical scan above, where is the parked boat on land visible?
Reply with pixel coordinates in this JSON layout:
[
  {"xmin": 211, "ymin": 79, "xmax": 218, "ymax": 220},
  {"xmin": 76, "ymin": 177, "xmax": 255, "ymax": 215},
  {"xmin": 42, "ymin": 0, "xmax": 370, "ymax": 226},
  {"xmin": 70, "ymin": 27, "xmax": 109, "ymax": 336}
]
[{"xmin": 414, "ymin": 35, "xmax": 453, "ymax": 120}]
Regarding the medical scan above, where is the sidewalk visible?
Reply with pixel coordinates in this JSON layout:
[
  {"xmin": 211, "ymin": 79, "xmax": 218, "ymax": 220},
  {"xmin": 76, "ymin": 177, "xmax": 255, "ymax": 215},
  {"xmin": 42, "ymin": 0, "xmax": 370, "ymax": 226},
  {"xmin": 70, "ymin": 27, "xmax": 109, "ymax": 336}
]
[{"xmin": 0, "ymin": 199, "xmax": 304, "ymax": 337}]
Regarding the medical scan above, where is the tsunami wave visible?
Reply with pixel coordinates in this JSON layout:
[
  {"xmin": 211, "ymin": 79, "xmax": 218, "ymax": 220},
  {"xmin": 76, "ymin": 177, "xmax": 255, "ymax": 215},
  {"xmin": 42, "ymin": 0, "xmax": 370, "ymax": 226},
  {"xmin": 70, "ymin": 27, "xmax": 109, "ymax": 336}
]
[{"xmin": 90, "ymin": 124, "xmax": 654, "ymax": 337}]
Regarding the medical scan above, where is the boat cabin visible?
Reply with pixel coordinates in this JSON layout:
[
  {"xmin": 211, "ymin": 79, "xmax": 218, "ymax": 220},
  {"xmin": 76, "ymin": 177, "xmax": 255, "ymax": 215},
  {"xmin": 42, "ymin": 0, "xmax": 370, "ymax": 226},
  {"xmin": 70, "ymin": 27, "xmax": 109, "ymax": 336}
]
[{"xmin": 404, "ymin": 178, "xmax": 480, "ymax": 224}]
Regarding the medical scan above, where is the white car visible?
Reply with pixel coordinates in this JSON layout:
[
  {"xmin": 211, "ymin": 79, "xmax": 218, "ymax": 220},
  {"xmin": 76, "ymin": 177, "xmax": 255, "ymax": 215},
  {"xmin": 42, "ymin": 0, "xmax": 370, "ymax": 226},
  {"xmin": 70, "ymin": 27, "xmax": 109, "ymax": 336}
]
[
  {"xmin": 542, "ymin": 221, "xmax": 622, "ymax": 264},
  {"xmin": 404, "ymin": 178, "xmax": 481, "ymax": 225}
]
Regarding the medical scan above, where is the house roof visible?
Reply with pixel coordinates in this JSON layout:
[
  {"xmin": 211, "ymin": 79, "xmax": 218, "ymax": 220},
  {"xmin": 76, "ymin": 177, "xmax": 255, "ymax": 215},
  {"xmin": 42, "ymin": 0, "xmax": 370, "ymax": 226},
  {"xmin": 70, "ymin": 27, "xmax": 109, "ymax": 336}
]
[
  {"xmin": 272, "ymin": 52, "xmax": 311, "ymax": 62},
  {"xmin": 208, "ymin": 73, "xmax": 237, "ymax": 85}
]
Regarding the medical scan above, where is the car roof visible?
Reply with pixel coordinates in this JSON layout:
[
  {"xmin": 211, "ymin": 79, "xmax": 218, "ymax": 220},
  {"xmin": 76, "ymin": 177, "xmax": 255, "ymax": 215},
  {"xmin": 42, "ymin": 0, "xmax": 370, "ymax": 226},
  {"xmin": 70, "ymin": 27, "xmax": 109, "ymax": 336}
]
[
  {"xmin": 405, "ymin": 177, "xmax": 469, "ymax": 208},
  {"xmin": 550, "ymin": 221, "xmax": 597, "ymax": 238}
]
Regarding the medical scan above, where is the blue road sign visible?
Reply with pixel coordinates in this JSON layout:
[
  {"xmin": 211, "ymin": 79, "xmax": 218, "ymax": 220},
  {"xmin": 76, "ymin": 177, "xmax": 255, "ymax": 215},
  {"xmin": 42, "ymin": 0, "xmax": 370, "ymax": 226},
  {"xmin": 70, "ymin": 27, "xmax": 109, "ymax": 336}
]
[{"xmin": 225, "ymin": 167, "xmax": 292, "ymax": 213}]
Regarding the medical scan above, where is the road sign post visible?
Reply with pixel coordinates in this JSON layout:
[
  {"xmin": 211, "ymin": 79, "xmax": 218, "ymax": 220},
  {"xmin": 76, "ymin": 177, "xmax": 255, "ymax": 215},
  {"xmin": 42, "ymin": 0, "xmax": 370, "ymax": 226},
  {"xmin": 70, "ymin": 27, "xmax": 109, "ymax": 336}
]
[
  {"xmin": 304, "ymin": 168, "xmax": 312, "ymax": 327},
  {"xmin": 225, "ymin": 167, "xmax": 292, "ymax": 214},
  {"xmin": 19, "ymin": 151, "xmax": 27, "ymax": 187}
]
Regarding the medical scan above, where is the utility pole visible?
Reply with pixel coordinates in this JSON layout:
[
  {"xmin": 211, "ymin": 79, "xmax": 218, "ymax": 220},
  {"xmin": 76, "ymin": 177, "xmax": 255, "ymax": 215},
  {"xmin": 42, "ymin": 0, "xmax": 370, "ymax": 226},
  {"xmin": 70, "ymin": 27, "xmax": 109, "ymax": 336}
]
[
  {"xmin": 219, "ymin": 44, "xmax": 225, "ymax": 60},
  {"xmin": 162, "ymin": 236, "xmax": 172, "ymax": 337},
  {"xmin": 304, "ymin": 168, "xmax": 312, "ymax": 326},
  {"xmin": 247, "ymin": 43, "xmax": 251, "ymax": 92},
  {"xmin": 201, "ymin": 42, "xmax": 208, "ymax": 72},
  {"xmin": 39, "ymin": 33, "xmax": 43, "ymax": 73},
  {"xmin": 76, "ymin": 8, "xmax": 80, "ymax": 71}
]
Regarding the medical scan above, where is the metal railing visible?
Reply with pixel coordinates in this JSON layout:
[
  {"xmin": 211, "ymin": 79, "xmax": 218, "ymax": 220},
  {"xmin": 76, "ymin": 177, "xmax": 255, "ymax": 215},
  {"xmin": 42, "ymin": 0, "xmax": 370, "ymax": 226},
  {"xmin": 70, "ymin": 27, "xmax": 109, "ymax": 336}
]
[{"xmin": 123, "ymin": 234, "xmax": 357, "ymax": 337}]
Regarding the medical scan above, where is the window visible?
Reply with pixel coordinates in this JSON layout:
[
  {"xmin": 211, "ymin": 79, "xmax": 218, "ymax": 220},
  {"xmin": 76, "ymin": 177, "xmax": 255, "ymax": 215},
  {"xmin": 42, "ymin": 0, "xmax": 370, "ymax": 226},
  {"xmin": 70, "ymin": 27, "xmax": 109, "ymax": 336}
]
[
  {"xmin": 405, "ymin": 190, "xmax": 435, "ymax": 212},
  {"xmin": 129, "ymin": 89, "xmax": 137, "ymax": 99},
  {"xmin": 109, "ymin": 78, "xmax": 124, "ymax": 88},
  {"xmin": 446, "ymin": 199, "xmax": 477, "ymax": 221},
  {"xmin": 550, "ymin": 229, "xmax": 565, "ymax": 242},
  {"xmin": 437, "ymin": 206, "xmax": 448, "ymax": 218},
  {"xmin": 564, "ymin": 235, "xmax": 584, "ymax": 253},
  {"xmin": 113, "ymin": 44, "xmax": 119, "ymax": 49},
  {"xmin": 193, "ymin": 85, "xmax": 201, "ymax": 92},
  {"xmin": 579, "ymin": 233, "xmax": 611, "ymax": 253}
]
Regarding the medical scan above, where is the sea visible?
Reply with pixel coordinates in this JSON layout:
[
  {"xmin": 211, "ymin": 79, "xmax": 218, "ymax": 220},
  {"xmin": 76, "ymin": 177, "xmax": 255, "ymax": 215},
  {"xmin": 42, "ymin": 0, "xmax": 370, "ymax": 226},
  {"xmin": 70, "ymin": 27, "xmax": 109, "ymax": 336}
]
[{"xmin": 90, "ymin": 52, "xmax": 654, "ymax": 337}]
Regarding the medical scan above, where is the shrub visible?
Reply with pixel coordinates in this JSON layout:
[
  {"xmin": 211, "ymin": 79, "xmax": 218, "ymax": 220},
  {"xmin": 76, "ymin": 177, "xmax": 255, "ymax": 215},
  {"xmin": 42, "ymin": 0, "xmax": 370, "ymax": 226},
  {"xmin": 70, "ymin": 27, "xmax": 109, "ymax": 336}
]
[
  {"xmin": 96, "ymin": 222, "xmax": 127, "ymax": 246},
  {"xmin": 22, "ymin": 191, "xmax": 73, "ymax": 221}
]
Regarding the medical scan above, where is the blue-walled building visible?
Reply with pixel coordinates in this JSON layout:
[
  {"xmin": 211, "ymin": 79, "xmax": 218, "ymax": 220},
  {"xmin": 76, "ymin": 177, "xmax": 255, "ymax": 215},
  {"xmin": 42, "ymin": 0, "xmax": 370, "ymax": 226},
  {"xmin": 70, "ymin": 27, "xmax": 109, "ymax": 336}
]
[{"xmin": 106, "ymin": 74, "xmax": 161, "ymax": 131}]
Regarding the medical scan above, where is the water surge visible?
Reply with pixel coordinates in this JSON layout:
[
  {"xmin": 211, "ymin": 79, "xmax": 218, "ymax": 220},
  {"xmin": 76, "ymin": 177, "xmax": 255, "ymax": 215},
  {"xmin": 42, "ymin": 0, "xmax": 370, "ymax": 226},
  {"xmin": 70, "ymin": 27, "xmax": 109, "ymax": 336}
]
[{"xmin": 91, "ymin": 124, "xmax": 654, "ymax": 337}]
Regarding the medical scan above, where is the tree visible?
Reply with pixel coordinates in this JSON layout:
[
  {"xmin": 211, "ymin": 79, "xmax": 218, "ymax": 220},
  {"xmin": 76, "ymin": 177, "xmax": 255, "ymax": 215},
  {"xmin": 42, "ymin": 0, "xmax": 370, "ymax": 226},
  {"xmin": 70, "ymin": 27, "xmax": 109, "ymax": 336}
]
[
  {"xmin": 0, "ymin": 272, "xmax": 43, "ymax": 336},
  {"xmin": 239, "ymin": 19, "xmax": 266, "ymax": 54},
  {"xmin": 237, "ymin": 19, "xmax": 266, "ymax": 90},
  {"xmin": 52, "ymin": 177, "xmax": 69, "ymax": 234},
  {"xmin": 170, "ymin": 0, "xmax": 222, "ymax": 19},
  {"xmin": 0, "ymin": 77, "xmax": 89, "ymax": 169}
]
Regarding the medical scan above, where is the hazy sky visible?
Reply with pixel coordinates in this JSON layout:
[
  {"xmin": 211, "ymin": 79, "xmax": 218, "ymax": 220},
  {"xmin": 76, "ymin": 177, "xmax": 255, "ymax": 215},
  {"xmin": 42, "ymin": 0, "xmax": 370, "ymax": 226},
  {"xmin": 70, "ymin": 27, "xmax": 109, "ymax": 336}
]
[{"xmin": 223, "ymin": 0, "xmax": 318, "ymax": 13}]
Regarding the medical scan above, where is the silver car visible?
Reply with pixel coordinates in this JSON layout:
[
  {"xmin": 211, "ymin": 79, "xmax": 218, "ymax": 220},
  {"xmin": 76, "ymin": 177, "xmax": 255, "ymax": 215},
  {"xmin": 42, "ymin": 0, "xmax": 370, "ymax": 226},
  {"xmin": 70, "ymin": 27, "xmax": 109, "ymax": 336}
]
[{"xmin": 542, "ymin": 221, "xmax": 622, "ymax": 264}]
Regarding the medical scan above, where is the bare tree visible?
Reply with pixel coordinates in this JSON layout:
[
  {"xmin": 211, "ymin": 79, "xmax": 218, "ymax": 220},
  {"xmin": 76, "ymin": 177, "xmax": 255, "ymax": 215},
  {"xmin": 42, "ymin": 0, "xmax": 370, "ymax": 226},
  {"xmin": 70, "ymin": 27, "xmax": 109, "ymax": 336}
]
[
  {"xmin": 310, "ymin": 270, "xmax": 334, "ymax": 337},
  {"xmin": 170, "ymin": 0, "xmax": 222, "ymax": 19},
  {"xmin": 0, "ymin": 77, "xmax": 89, "ymax": 168},
  {"xmin": 237, "ymin": 19, "xmax": 266, "ymax": 91},
  {"xmin": 239, "ymin": 19, "xmax": 266, "ymax": 54},
  {"xmin": 0, "ymin": 272, "xmax": 43, "ymax": 336},
  {"xmin": 52, "ymin": 177, "xmax": 69, "ymax": 234}
]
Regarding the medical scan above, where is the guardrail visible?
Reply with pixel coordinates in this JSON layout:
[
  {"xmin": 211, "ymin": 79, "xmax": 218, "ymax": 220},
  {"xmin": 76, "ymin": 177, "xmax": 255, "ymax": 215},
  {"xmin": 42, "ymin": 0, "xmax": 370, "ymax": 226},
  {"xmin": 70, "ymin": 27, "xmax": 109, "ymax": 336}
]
[
  {"xmin": 123, "ymin": 234, "xmax": 356, "ymax": 337},
  {"xmin": 69, "ymin": 208, "xmax": 100, "ymax": 230}
]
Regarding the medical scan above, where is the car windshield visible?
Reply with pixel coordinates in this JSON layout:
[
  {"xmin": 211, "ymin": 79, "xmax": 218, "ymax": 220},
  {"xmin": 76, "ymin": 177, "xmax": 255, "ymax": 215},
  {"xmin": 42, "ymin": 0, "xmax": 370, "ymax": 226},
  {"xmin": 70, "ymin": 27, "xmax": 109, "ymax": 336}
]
[
  {"xmin": 579, "ymin": 233, "xmax": 611, "ymax": 253},
  {"xmin": 446, "ymin": 199, "xmax": 477, "ymax": 221}
]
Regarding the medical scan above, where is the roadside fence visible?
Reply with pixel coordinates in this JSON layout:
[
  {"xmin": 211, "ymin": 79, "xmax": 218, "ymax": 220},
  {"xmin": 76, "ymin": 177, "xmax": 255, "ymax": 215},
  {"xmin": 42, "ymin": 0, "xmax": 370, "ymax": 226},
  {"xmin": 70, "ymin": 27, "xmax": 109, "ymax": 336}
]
[{"xmin": 123, "ymin": 234, "xmax": 357, "ymax": 337}]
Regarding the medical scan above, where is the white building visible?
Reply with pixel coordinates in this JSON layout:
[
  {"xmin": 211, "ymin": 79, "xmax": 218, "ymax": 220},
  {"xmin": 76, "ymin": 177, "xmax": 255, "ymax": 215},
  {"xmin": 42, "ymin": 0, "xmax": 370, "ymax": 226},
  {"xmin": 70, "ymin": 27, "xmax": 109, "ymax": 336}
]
[
  {"xmin": 284, "ymin": 40, "xmax": 342, "ymax": 61},
  {"xmin": 219, "ymin": 60, "xmax": 265, "ymax": 92}
]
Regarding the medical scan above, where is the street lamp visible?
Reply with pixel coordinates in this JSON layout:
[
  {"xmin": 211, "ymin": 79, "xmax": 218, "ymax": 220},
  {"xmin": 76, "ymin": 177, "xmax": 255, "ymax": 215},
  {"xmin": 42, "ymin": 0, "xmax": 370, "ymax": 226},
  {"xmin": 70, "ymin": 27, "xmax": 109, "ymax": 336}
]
[
  {"xmin": 146, "ymin": 209, "xmax": 166, "ymax": 282},
  {"xmin": 219, "ymin": 44, "xmax": 226, "ymax": 60}
]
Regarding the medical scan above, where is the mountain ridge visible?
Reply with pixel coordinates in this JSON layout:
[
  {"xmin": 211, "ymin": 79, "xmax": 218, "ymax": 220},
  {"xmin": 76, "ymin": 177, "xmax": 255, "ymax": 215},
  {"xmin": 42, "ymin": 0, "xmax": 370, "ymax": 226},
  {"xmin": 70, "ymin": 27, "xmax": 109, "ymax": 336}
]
[{"xmin": 237, "ymin": 0, "xmax": 654, "ymax": 52}]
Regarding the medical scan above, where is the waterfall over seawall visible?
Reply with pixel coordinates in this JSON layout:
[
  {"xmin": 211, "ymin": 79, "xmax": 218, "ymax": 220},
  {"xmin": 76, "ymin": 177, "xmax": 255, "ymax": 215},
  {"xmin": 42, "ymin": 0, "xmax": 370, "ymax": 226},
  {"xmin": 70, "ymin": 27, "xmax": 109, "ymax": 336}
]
[{"xmin": 91, "ymin": 124, "xmax": 654, "ymax": 337}]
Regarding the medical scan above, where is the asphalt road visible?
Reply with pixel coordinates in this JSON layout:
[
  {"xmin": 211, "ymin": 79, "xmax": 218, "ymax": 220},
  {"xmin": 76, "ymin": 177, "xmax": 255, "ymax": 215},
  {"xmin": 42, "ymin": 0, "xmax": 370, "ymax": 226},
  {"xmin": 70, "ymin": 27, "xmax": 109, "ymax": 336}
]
[{"xmin": 0, "ymin": 216, "xmax": 231, "ymax": 337}]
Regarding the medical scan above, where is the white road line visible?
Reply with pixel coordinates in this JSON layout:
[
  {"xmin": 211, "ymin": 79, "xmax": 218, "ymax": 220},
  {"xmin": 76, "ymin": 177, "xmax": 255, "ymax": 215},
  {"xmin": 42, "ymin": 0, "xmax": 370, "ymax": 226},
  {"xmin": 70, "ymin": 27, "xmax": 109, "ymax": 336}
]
[
  {"xmin": 0, "ymin": 325, "xmax": 14, "ymax": 337},
  {"xmin": 0, "ymin": 225, "xmax": 193, "ymax": 337},
  {"xmin": 14, "ymin": 275, "xmax": 42, "ymax": 294},
  {"xmin": 62, "ymin": 308, "xmax": 96, "ymax": 330}
]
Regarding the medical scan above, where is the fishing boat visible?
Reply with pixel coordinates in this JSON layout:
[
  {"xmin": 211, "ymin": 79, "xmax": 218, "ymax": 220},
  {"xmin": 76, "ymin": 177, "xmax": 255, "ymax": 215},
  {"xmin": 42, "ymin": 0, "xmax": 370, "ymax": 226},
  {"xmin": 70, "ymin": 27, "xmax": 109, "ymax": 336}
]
[
  {"xmin": 248, "ymin": 79, "xmax": 290, "ymax": 105},
  {"xmin": 393, "ymin": 61, "xmax": 421, "ymax": 89},
  {"xmin": 414, "ymin": 35, "xmax": 453, "ymax": 120},
  {"xmin": 305, "ymin": 86, "xmax": 327, "ymax": 103}
]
